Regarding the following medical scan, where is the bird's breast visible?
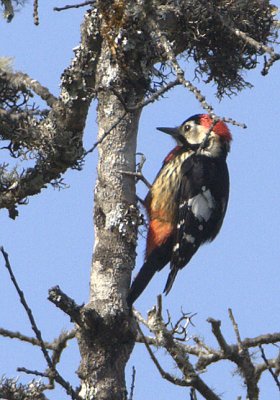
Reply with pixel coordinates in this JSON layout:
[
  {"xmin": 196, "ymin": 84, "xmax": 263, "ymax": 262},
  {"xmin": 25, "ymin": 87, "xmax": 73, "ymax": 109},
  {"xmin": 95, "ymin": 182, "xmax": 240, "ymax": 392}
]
[{"xmin": 148, "ymin": 151, "xmax": 193, "ymax": 223}]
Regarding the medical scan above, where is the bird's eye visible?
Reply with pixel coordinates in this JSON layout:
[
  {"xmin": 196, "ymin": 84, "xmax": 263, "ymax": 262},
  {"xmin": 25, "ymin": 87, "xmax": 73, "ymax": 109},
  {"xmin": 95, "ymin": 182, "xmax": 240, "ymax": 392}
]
[{"xmin": 184, "ymin": 124, "xmax": 191, "ymax": 132}]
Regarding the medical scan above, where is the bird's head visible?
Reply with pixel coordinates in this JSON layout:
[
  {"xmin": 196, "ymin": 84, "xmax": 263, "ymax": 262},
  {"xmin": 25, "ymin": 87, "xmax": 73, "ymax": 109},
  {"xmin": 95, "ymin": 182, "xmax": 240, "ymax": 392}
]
[{"xmin": 157, "ymin": 114, "xmax": 232, "ymax": 156}]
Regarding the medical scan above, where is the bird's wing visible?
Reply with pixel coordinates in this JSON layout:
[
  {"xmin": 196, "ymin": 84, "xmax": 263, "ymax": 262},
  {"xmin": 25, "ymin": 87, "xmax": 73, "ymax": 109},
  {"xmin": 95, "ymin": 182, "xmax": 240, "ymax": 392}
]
[{"xmin": 163, "ymin": 155, "xmax": 222, "ymax": 294}]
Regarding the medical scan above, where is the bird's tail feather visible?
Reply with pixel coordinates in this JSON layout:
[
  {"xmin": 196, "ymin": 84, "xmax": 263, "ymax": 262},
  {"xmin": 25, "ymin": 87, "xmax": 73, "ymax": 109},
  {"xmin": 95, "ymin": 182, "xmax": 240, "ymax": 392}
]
[
  {"xmin": 127, "ymin": 260, "xmax": 157, "ymax": 307},
  {"xmin": 163, "ymin": 268, "xmax": 178, "ymax": 295},
  {"xmin": 127, "ymin": 238, "xmax": 173, "ymax": 307}
]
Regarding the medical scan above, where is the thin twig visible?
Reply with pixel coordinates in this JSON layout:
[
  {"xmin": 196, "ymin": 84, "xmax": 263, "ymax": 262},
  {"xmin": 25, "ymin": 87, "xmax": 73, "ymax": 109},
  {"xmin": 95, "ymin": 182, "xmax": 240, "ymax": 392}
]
[
  {"xmin": 136, "ymin": 320, "xmax": 187, "ymax": 387},
  {"xmin": 190, "ymin": 388, "xmax": 198, "ymax": 400},
  {"xmin": 0, "ymin": 248, "xmax": 53, "ymax": 365},
  {"xmin": 119, "ymin": 170, "xmax": 152, "ymax": 189},
  {"xmin": 147, "ymin": 13, "xmax": 247, "ymax": 130},
  {"xmin": 33, "ymin": 0, "xmax": 39, "ymax": 25},
  {"xmin": 233, "ymin": 29, "xmax": 280, "ymax": 75},
  {"xmin": 259, "ymin": 345, "xmax": 280, "ymax": 391},
  {"xmin": 84, "ymin": 81, "xmax": 179, "ymax": 158},
  {"xmin": 133, "ymin": 309, "xmax": 150, "ymax": 329},
  {"xmin": 51, "ymin": 329, "xmax": 77, "ymax": 365},
  {"xmin": 228, "ymin": 308, "xmax": 242, "ymax": 347},
  {"xmin": 128, "ymin": 366, "xmax": 136, "ymax": 400},
  {"xmin": 156, "ymin": 295, "xmax": 162, "ymax": 319},
  {"xmin": 119, "ymin": 152, "xmax": 151, "ymax": 189},
  {"xmin": 84, "ymin": 111, "xmax": 127, "ymax": 156},
  {"xmin": 17, "ymin": 367, "xmax": 54, "ymax": 393},
  {"xmin": 17, "ymin": 367, "xmax": 50, "ymax": 379},
  {"xmin": 200, "ymin": 0, "xmax": 280, "ymax": 76},
  {"xmin": 0, "ymin": 327, "xmax": 54, "ymax": 349},
  {"xmin": 198, "ymin": 120, "xmax": 217, "ymax": 152},
  {"xmin": 143, "ymin": 302, "xmax": 221, "ymax": 399},
  {"xmin": 0, "ymin": 247, "xmax": 81, "ymax": 400},
  {"xmin": 54, "ymin": 1, "xmax": 95, "ymax": 12},
  {"xmin": 2, "ymin": 0, "xmax": 14, "ymax": 21},
  {"xmin": 192, "ymin": 336, "xmax": 216, "ymax": 355},
  {"xmin": 113, "ymin": 79, "xmax": 180, "ymax": 112},
  {"xmin": 147, "ymin": 15, "xmax": 214, "ymax": 114}
]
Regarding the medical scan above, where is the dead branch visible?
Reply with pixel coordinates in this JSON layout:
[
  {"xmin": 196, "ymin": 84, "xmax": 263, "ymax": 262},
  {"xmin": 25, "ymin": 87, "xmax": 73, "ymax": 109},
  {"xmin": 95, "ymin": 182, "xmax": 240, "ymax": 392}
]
[
  {"xmin": 259, "ymin": 345, "xmax": 280, "ymax": 391},
  {"xmin": 1, "ymin": 0, "xmax": 14, "ymax": 22},
  {"xmin": 0, "ymin": 247, "xmax": 81, "ymax": 400},
  {"xmin": 135, "ymin": 299, "xmax": 280, "ymax": 400},
  {"xmin": 54, "ymin": 1, "xmax": 95, "ymax": 12},
  {"xmin": 0, "ymin": 327, "xmax": 54, "ymax": 349},
  {"xmin": 207, "ymin": 317, "xmax": 232, "ymax": 355},
  {"xmin": 48, "ymin": 285, "xmax": 83, "ymax": 327},
  {"xmin": 33, "ymin": 0, "xmax": 39, "ymax": 25},
  {"xmin": 135, "ymin": 301, "xmax": 221, "ymax": 400},
  {"xmin": 136, "ymin": 319, "xmax": 188, "ymax": 387},
  {"xmin": 83, "ymin": 110, "xmax": 127, "ymax": 157},
  {"xmin": 128, "ymin": 366, "xmax": 136, "ymax": 400}
]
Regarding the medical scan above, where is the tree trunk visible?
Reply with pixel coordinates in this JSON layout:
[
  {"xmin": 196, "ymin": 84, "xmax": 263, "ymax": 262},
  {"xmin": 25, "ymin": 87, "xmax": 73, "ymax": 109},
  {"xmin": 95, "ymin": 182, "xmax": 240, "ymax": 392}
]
[{"xmin": 76, "ymin": 36, "xmax": 145, "ymax": 399}]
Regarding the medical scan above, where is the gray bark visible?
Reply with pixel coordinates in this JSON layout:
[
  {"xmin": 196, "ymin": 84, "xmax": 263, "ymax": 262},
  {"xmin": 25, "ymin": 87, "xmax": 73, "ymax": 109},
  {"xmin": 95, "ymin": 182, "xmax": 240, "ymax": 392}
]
[{"xmin": 76, "ymin": 5, "xmax": 147, "ymax": 398}]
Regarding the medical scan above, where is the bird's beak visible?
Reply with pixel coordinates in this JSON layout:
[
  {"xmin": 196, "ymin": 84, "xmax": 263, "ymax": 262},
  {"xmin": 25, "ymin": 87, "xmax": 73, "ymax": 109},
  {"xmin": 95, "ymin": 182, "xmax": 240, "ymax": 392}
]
[
  {"xmin": 157, "ymin": 126, "xmax": 179, "ymax": 137},
  {"xmin": 157, "ymin": 126, "xmax": 186, "ymax": 145}
]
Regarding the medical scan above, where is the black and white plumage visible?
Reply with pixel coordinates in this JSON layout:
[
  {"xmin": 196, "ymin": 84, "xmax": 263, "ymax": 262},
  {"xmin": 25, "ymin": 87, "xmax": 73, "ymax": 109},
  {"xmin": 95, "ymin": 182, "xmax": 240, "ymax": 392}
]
[
  {"xmin": 164, "ymin": 152, "xmax": 230, "ymax": 294},
  {"xmin": 127, "ymin": 114, "xmax": 231, "ymax": 306}
]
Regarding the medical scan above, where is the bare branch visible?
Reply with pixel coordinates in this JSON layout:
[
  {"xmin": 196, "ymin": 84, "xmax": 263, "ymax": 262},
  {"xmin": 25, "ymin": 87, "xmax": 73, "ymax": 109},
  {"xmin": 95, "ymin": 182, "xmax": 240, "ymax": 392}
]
[
  {"xmin": 128, "ymin": 366, "xmax": 136, "ymax": 400},
  {"xmin": 33, "ymin": 0, "xmax": 39, "ymax": 25},
  {"xmin": 83, "ymin": 111, "xmax": 127, "ymax": 157},
  {"xmin": 207, "ymin": 318, "xmax": 232, "ymax": 355},
  {"xmin": 112, "ymin": 79, "xmax": 181, "ymax": 113},
  {"xmin": 136, "ymin": 319, "xmax": 188, "ymax": 387},
  {"xmin": 259, "ymin": 345, "xmax": 280, "ymax": 391},
  {"xmin": 2, "ymin": 70, "xmax": 57, "ymax": 107},
  {"xmin": 256, "ymin": 357, "xmax": 279, "ymax": 380},
  {"xmin": 54, "ymin": 1, "xmax": 95, "ymax": 12},
  {"xmin": 228, "ymin": 308, "xmax": 242, "ymax": 348},
  {"xmin": 48, "ymin": 285, "xmax": 83, "ymax": 327},
  {"xmin": 1, "ymin": 0, "xmax": 14, "ymax": 22},
  {"xmin": 17, "ymin": 367, "xmax": 51, "ymax": 379},
  {"xmin": 51, "ymin": 329, "xmax": 77, "ymax": 365},
  {"xmin": 0, "ymin": 327, "xmax": 54, "ymax": 349},
  {"xmin": 146, "ymin": 12, "xmax": 246, "ymax": 130},
  {"xmin": 119, "ymin": 153, "xmax": 151, "ymax": 190},
  {"xmin": 137, "ymin": 305, "xmax": 221, "ymax": 400},
  {"xmin": 242, "ymin": 333, "xmax": 280, "ymax": 349},
  {"xmin": 0, "ymin": 247, "xmax": 81, "ymax": 400},
  {"xmin": 135, "ymin": 303, "xmax": 280, "ymax": 398}
]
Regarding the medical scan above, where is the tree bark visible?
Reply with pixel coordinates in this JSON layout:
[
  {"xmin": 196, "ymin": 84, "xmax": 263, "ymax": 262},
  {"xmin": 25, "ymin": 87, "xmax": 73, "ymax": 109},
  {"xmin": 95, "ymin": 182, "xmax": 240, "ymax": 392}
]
[{"xmin": 76, "ymin": 33, "xmax": 146, "ymax": 398}]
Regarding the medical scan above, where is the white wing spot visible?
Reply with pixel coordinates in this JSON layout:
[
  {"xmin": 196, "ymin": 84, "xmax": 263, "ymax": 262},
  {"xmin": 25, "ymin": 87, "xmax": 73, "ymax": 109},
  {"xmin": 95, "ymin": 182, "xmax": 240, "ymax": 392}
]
[
  {"xmin": 188, "ymin": 189, "xmax": 215, "ymax": 222},
  {"xmin": 198, "ymin": 224, "xmax": 204, "ymax": 231},
  {"xmin": 183, "ymin": 233, "xmax": 195, "ymax": 243},
  {"xmin": 179, "ymin": 200, "xmax": 187, "ymax": 209},
  {"xmin": 173, "ymin": 243, "xmax": 180, "ymax": 252}
]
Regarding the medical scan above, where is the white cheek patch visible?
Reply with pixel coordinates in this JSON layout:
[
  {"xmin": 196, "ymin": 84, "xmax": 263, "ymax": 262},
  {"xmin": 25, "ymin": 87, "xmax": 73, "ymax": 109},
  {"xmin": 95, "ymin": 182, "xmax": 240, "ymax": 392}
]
[{"xmin": 188, "ymin": 189, "xmax": 215, "ymax": 222}]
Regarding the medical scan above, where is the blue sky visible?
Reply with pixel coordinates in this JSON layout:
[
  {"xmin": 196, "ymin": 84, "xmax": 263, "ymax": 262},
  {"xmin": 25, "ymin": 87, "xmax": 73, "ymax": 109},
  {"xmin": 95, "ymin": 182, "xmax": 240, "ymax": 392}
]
[{"xmin": 0, "ymin": 2, "xmax": 280, "ymax": 399}]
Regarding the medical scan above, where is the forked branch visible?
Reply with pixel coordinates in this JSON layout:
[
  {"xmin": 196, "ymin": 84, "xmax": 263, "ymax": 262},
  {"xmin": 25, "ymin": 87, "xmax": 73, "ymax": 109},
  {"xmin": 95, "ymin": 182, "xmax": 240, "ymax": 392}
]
[{"xmin": 135, "ymin": 297, "xmax": 280, "ymax": 399}]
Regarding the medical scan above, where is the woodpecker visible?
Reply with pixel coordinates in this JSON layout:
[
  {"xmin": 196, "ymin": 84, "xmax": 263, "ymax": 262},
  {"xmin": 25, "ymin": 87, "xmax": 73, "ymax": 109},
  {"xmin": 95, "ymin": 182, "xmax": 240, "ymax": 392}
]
[{"xmin": 127, "ymin": 114, "xmax": 232, "ymax": 306}]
